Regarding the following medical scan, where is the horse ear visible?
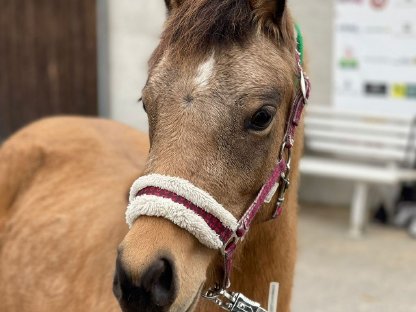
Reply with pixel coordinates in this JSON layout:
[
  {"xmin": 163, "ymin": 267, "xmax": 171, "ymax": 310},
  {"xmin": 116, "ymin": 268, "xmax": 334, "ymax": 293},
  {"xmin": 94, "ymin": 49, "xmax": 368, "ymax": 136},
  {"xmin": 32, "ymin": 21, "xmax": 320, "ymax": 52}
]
[
  {"xmin": 251, "ymin": 0, "xmax": 294, "ymax": 44},
  {"xmin": 274, "ymin": 0, "xmax": 286, "ymax": 23},
  {"xmin": 251, "ymin": 0, "xmax": 286, "ymax": 25},
  {"xmin": 164, "ymin": 0, "xmax": 184, "ymax": 12}
]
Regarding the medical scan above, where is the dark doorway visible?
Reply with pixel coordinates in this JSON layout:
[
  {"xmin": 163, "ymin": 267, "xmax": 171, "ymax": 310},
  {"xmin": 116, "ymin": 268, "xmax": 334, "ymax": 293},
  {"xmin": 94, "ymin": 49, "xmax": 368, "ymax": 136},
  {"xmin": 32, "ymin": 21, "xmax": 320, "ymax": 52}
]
[{"xmin": 0, "ymin": 0, "xmax": 97, "ymax": 140}]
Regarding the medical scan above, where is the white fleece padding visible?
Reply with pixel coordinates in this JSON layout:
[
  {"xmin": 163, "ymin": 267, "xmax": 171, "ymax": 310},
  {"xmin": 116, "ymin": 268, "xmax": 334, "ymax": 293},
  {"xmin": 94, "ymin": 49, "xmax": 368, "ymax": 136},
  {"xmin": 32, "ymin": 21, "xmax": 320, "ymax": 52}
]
[
  {"xmin": 126, "ymin": 195, "xmax": 223, "ymax": 249},
  {"xmin": 129, "ymin": 174, "xmax": 238, "ymax": 231}
]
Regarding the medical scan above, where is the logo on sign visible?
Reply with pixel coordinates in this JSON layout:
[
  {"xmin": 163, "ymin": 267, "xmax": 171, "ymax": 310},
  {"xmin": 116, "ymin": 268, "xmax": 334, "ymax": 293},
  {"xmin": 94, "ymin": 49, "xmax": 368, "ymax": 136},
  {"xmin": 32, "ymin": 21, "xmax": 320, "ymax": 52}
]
[
  {"xmin": 370, "ymin": 0, "xmax": 388, "ymax": 9},
  {"xmin": 391, "ymin": 84, "xmax": 407, "ymax": 98},
  {"xmin": 406, "ymin": 85, "xmax": 416, "ymax": 99},
  {"xmin": 339, "ymin": 48, "xmax": 359, "ymax": 69},
  {"xmin": 390, "ymin": 84, "xmax": 416, "ymax": 99},
  {"xmin": 365, "ymin": 82, "xmax": 387, "ymax": 96}
]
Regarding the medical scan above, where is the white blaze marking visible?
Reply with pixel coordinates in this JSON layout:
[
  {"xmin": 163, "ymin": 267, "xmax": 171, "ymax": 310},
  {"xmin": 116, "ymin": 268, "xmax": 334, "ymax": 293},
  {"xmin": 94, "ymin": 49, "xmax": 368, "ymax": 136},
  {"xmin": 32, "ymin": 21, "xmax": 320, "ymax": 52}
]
[{"xmin": 194, "ymin": 55, "xmax": 215, "ymax": 87}]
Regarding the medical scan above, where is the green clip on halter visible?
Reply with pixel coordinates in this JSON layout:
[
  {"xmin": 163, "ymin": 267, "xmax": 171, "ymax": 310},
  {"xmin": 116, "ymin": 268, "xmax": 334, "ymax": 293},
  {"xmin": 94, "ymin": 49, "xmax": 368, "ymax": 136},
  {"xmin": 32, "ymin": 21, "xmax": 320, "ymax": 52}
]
[{"xmin": 295, "ymin": 23, "xmax": 304, "ymax": 65}]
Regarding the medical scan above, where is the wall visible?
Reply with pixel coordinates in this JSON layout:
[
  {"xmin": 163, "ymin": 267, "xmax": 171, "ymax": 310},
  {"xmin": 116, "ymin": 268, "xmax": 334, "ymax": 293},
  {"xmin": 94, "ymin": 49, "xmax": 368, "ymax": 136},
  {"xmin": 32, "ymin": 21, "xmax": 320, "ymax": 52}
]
[
  {"xmin": 290, "ymin": 0, "xmax": 333, "ymax": 107},
  {"xmin": 98, "ymin": 0, "xmax": 165, "ymax": 132},
  {"xmin": 290, "ymin": 1, "xmax": 354, "ymax": 206}
]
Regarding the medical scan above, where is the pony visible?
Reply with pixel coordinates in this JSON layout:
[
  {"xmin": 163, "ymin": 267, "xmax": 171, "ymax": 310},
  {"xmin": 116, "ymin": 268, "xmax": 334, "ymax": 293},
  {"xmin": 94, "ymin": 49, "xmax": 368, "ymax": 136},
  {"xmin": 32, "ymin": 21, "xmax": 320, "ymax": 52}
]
[{"xmin": 0, "ymin": 0, "xmax": 308, "ymax": 311}]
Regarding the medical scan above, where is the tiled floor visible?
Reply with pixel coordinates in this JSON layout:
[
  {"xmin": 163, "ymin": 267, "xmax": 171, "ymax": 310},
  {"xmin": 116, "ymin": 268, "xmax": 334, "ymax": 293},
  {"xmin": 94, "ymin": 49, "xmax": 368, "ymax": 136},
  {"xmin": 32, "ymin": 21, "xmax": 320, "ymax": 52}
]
[{"xmin": 292, "ymin": 204, "xmax": 416, "ymax": 312}]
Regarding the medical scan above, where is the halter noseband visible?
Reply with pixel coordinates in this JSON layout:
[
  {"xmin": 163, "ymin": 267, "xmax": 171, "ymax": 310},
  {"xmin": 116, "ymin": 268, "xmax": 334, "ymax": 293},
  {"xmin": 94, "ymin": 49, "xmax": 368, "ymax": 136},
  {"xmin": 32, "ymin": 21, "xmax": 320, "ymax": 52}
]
[{"xmin": 126, "ymin": 26, "xmax": 310, "ymax": 311}]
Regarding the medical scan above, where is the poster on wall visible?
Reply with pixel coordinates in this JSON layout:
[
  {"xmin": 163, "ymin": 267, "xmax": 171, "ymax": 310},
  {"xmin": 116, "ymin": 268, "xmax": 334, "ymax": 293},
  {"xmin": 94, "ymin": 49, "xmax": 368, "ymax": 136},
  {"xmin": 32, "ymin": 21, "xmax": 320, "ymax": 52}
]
[{"xmin": 334, "ymin": 0, "xmax": 416, "ymax": 114}]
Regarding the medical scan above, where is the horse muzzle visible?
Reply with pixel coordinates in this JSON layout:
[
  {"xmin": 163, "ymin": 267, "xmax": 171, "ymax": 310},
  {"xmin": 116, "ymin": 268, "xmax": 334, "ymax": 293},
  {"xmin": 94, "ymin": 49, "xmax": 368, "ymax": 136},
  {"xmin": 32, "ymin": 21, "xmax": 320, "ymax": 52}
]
[
  {"xmin": 113, "ymin": 217, "xmax": 214, "ymax": 312},
  {"xmin": 113, "ymin": 253, "xmax": 177, "ymax": 312}
]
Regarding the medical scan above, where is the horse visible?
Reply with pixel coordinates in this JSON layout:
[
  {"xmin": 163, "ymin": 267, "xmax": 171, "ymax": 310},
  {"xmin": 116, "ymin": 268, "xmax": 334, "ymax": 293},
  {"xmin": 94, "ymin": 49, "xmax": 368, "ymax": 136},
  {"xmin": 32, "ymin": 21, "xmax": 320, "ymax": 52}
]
[{"xmin": 0, "ymin": 0, "xmax": 309, "ymax": 311}]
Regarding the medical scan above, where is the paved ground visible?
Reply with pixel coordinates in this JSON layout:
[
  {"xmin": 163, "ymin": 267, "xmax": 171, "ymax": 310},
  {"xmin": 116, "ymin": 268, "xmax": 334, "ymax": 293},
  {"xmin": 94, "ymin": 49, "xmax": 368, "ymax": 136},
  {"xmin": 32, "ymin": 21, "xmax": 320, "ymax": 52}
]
[{"xmin": 292, "ymin": 204, "xmax": 416, "ymax": 312}]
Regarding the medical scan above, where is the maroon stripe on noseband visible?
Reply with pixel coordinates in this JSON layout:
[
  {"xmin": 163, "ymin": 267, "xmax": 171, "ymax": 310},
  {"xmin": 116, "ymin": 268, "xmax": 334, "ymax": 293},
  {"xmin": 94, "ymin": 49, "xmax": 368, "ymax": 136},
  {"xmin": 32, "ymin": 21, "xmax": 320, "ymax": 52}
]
[{"xmin": 136, "ymin": 186, "xmax": 233, "ymax": 243}]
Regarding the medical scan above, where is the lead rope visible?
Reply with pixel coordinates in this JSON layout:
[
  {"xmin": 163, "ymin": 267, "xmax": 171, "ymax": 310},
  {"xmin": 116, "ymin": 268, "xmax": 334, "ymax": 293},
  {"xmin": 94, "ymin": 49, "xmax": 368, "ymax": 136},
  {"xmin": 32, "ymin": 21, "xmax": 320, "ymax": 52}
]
[{"xmin": 202, "ymin": 27, "xmax": 310, "ymax": 312}]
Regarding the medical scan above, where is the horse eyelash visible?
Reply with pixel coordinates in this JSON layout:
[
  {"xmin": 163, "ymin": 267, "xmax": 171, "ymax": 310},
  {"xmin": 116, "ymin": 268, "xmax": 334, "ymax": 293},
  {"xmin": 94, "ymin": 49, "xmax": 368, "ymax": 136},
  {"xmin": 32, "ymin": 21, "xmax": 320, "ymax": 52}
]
[{"xmin": 139, "ymin": 97, "xmax": 148, "ymax": 113}]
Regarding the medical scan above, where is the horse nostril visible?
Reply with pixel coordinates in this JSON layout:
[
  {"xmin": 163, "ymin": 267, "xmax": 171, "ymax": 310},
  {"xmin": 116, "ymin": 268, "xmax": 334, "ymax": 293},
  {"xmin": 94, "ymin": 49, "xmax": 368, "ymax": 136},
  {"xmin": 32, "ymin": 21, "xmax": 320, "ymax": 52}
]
[
  {"xmin": 113, "ymin": 254, "xmax": 177, "ymax": 311},
  {"xmin": 141, "ymin": 258, "xmax": 177, "ymax": 307},
  {"xmin": 113, "ymin": 255, "xmax": 134, "ymax": 303}
]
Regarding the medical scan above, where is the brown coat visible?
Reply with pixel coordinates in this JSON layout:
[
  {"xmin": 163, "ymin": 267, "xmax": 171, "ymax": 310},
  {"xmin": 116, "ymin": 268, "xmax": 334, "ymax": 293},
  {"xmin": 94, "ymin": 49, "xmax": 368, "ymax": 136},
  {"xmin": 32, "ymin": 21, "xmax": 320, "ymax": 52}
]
[{"xmin": 0, "ymin": 117, "xmax": 148, "ymax": 311}]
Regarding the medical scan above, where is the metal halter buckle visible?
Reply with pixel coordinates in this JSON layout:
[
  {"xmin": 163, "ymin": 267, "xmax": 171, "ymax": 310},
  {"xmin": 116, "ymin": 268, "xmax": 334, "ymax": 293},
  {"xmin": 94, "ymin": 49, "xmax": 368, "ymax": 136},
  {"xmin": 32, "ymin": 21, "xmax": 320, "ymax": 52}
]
[
  {"xmin": 202, "ymin": 287, "xmax": 267, "ymax": 312},
  {"xmin": 276, "ymin": 173, "xmax": 290, "ymax": 207},
  {"xmin": 279, "ymin": 141, "xmax": 292, "ymax": 168},
  {"xmin": 221, "ymin": 233, "xmax": 239, "ymax": 256}
]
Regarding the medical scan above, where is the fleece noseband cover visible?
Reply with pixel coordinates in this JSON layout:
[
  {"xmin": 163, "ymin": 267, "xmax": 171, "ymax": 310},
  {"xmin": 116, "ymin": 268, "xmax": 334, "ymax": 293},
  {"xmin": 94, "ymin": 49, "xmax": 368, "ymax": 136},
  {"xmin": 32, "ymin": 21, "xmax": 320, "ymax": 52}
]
[{"xmin": 126, "ymin": 174, "xmax": 238, "ymax": 249}]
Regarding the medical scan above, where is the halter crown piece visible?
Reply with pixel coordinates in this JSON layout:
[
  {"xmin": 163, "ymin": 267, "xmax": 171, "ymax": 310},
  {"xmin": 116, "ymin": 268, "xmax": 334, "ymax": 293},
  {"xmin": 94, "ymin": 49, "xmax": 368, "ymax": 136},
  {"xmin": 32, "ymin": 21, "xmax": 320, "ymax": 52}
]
[{"xmin": 126, "ymin": 26, "xmax": 311, "ymax": 312}]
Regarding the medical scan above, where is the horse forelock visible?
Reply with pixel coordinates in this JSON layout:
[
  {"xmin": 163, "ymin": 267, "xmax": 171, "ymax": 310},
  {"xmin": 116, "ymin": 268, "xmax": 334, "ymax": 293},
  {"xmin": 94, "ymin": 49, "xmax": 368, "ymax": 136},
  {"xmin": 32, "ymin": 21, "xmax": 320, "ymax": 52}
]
[
  {"xmin": 163, "ymin": 0, "xmax": 253, "ymax": 55},
  {"xmin": 149, "ymin": 0, "xmax": 296, "ymax": 71}
]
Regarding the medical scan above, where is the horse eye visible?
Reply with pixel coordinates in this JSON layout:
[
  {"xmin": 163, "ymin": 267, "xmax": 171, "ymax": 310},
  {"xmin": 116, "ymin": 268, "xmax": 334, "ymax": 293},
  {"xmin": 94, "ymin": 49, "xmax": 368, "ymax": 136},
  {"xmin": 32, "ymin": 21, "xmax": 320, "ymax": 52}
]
[{"xmin": 247, "ymin": 106, "xmax": 275, "ymax": 131}]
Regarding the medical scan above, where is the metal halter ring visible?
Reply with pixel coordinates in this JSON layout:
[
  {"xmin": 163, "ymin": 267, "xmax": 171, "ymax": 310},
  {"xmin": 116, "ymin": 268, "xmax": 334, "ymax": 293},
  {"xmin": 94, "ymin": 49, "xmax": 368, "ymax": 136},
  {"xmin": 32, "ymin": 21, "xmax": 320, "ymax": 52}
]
[
  {"xmin": 279, "ymin": 141, "xmax": 292, "ymax": 168},
  {"xmin": 221, "ymin": 233, "xmax": 239, "ymax": 256}
]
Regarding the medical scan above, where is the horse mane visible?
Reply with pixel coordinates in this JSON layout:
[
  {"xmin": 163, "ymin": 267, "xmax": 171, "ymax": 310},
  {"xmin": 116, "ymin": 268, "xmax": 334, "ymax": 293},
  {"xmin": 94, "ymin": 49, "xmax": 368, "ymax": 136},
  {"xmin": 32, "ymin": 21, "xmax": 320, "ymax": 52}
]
[{"xmin": 151, "ymin": 0, "xmax": 295, "ymax": 64}]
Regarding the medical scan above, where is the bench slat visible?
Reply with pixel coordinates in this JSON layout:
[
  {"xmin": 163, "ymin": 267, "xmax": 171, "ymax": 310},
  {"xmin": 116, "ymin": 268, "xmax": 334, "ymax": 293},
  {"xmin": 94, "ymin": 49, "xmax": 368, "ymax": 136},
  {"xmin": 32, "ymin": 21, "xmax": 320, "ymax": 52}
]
[
  {"xmin": 305, "ymin": 128, "xmax": 410, "ymax": 148},
  {"xmin": 305, "ymin": 117, "xmax": 411, "ymax": 135},
  {"xmin": 306, "ymin": 106, "xmax": 415, "ymax": 123},
  {"xmin": 300, "ymin": 156, "xmax": 416, "ymax": 184},
  {"xmin": 307, "ymin": 141, "xmax": 407, "ymax": 162}
]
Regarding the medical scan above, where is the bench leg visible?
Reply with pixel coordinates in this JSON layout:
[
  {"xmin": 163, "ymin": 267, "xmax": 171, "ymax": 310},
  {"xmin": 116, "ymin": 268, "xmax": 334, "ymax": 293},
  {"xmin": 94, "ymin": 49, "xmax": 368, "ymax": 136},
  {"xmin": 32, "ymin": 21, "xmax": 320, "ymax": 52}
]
[{"xmin": 350, "ymin": 182, "xmax": 368, "ymax": 238}]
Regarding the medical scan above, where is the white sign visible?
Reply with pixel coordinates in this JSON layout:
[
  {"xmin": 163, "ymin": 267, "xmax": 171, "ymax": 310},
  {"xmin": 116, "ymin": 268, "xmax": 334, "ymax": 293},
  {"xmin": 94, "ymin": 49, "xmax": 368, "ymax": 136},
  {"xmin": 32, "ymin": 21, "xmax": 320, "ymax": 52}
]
[{"xmin": 334, "ymin": 0, "xmax": 416, "ymax": 114}]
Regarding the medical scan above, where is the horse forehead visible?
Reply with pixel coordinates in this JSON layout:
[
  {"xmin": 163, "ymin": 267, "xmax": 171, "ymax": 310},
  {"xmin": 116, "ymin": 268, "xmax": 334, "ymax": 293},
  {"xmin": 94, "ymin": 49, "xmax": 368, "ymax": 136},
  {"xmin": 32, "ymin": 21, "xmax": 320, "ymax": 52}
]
[
  {"xmin": 149, "ymin": 41, "xmax": 284, "ymax": 94},
  {"xmin": 151, "ymin": 53, "xmax": 217, "ymax": 85}
]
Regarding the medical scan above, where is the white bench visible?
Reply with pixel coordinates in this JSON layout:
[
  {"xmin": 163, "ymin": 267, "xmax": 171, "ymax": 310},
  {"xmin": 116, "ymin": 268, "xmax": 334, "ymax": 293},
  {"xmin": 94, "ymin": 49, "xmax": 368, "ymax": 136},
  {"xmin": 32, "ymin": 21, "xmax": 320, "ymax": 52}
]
[{"xmin": 300, "ymin": 106, "xmax": 416, "ymax": 237}]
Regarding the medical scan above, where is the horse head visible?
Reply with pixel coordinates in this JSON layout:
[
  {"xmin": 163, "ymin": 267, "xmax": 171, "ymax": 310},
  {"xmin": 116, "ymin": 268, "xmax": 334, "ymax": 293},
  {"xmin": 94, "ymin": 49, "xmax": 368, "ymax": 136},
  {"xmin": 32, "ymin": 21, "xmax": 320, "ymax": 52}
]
[{"xmin": 113, "ymin": 1, "xmax": 305, "ymax": 311}]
